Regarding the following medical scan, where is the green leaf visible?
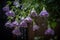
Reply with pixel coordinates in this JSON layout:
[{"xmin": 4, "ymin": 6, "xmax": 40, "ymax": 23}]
[
  {"xmin": 51, "ymin": 22, "xmax": 57, "ymax": 29},
  {"xmin": 7, "ymin": 1, "xmax": 12, "ymax": 5}
]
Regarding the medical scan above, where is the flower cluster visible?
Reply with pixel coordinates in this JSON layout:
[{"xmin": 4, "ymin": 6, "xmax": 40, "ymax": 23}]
[
  {"xmin": 3, "ymin": 5, "xmax": 15, "ymax": 17},
  {"xmin": 30, "ymin": 7, "xmax": 49, "ymax": 18},
  {"xmin": 3, "ymin": 0, "xmax": 53, "ymax": 36}
]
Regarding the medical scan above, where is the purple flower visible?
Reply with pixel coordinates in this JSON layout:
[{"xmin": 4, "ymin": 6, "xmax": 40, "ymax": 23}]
[
  {"xmin": 24, "ymin": 16, "xmax": 32, "ymax": 23},
  {"xmin": 12, "ymin": 28, "xmax": 21, "ymax": 36},
  {"xmin": 45, "ymin": 28, "xmax": 54, "ymax": 35},
  {"xmin": 12, "ymin": 21, "xmax": 19, "ymax": 27},
  {"xmin": 30, "ymin": 8, "xmax": 37, "ymax": 17},
  {"xmin": 13, "ymin": 1, "xmax": 20, "ymax": 7},
  {"xmin": 20, "ymin": 21, "xmax": 27, "ymax": 28},
  {"xmin": 5, "ymin": 21, "xmax": 14, "ymax": 28},
  {"xmin": 33, "ymin": 24, "xmax": 39, "ymax": 31},
  {"xmin": 5, "ymin": 10, "xmax": 15, "ymax": 17},
  {"xmin": 39, "ymin": 10, "xmax": 49, "ymax": 17},
  {"xmin": 2, "ymin": 5, "xmax": 9, "ymax": 12}
]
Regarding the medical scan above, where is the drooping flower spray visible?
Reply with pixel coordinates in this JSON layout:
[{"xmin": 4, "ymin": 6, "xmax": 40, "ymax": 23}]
[
  {"xmin": 30, "ymin": 8, "xmax": 38, "ymax": 18},
  {"xmin": 3, "ymin": 0, "xmax": 22, "ymax": 39},
  {"xmin": 2, "ymin": 0, "xmax": 56, "ymax": 40},
  {"xmin": 44, "ymin": 21, "xmax": 55, "ymax": 36},
  {"xmin": 39, "ymin": 7, "xmax": 49, "ymax": 17}
]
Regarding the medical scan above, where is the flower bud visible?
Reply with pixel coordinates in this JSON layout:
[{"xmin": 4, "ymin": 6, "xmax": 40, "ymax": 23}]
[
  {"xmin": 5, "ymin": 10, "xmax": 15, "ymax": 17},
  {"xmin": 33, "ymin": 24, "xmax": 39, "ymax": 31},
  {"xmin": 24, "ymin": 16, "xmax": 32, "ymax": 23},
  {"xmin": 20, "ymin": 21, "xmax": 27, "ymax": 28},
  {"xmin": 30, "ymin": 8, "xmax": 37, "ymax": 17},
  {"xmin": 5, "ymin": 21, "xmax": 14, "ymax": 28},
  {"xmin": 12, "ymin": 21, "xmax": 19, "ymax": 27},
  {"xmin": 3, "ymin": 5, "xmax": 9, "ymax": 12},
  {"xmin": 12, "ymin": 27, "xmax": 21, "ymax": 36},
  {"xmin": 39, "ymin": 8, "xmax": 49, "ymax": 17},
  {"xmin": 13, "ymin": 1, "xmax": 20, "ymax": 7},
  {"xmin": 45, "ymin": 28, "xmax": 54, "ymax": 35}
]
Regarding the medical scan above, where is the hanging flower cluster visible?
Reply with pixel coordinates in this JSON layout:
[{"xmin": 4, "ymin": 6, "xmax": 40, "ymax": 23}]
[
  {"xmin": 3, "ymin": 0, "xmax": 55, "ymax": 36},
  {"xmin": 39, "ymin": 7, "xmax": 49, "ymax": 17},
  {"xmin": 12, "ymin": 27, "xmax": 22, "ymax": 36},
  {"xmin": 45, "ymin": 27, "xmax": 54, "ymax": 35},
  {"xmin": 3, "ymin": 5, "xmax": 9, "ymax": 12},
  {"xmin": 30, "ymin": 8, "xmax": 38, "ymax": 18}
]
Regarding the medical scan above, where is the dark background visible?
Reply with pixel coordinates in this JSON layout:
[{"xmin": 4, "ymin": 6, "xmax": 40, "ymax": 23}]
[
  {"xmin": 0, "ymin": 0, "xmax": 60, "ymax": 40},
  {"xmin": 0, "ymin": 0, "xmax": 14, "ymax": 40}
]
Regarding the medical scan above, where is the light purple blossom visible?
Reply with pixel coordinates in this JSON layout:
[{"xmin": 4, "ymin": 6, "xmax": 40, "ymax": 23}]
[
  {"xmin": 39, "ymin": 10, "xmax": 49, "ymax": 17},
  {"xmin": 12, "ymin": 21, "xmax": 19, "ymax": 27},
  {"xmin": 12, "ymin": 28, "xmax": 21, "ymax": 36},
  {"xmin": 5, "ymin": 21, "xmax": 14, "ymax": 28},
  {"xmin": 24, "ymin": 16, "xmax": 32, "ymax": 23},
  {"xmin": 20, "ymin": 21, "xmax": 27, "ymax": 28},
  {"xmin": 33, "ymin": 24, "xmax": 39, "ymax": 31},
  {"xmin": 13, "ymin": 1, "xmax": 20, "ymax": 7},
  {"xmin": 30, "ymin": 8, "xmax": 37, "ymax": 17},
  {"xmin": 2, "ymin": 5, "xmax": 9, "ymax": 12},
  {"xmin": 45, "ymin": 28, "xmax": 54, "ymax": 35},
  {"xmin": 5, "ymin": 10, "xmax": 15, "ymax": 17}
]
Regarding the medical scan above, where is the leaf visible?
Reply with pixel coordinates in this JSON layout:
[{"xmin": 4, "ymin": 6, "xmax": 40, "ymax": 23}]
[
  {"xmin": 7, "ymin": 1, "xmax": 12, "ymax": 5},
  {"xmin": 51, "ymin": 22, "xmax": 57, "ymax": 29}
]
